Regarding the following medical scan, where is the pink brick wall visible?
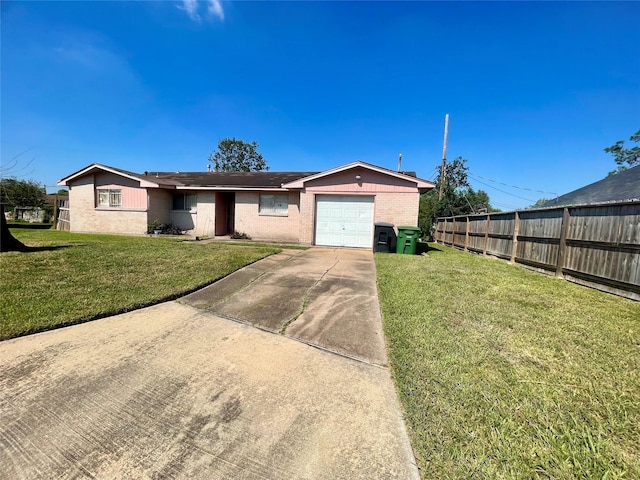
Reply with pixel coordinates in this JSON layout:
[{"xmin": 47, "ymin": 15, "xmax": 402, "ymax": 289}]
[
  {"xmin": 296, "ymin": 167, "xmax": 421, "ymax": 244},
  {"xmin": 373, "ymin": 192, "xmax": 420, "ymax": 227},
  {"xmin": 298, "ymin": 190, "xmax": 420, "ymax": 245},
  {"xmin": 234, "ymin": 191, "xmax": 301, "ymax": 242},
  {"xmin": 69, "ymin": 175, "xmax": 147, "ymax": 235}
]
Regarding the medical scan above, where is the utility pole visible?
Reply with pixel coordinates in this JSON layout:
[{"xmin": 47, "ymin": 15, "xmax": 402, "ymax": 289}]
[{"xmin": 439, "ymin": 113, "xmax": 449, "ymax": 200}]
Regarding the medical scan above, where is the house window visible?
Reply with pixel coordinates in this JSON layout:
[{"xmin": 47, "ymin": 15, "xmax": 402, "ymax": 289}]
[
  {"xmin": 97, "ymin": 189, "xmax": 122, "ymax": 208},
  {"xmin": 172, "ymin": 193, "xmax": 197, "ymax": 212},
  {"xmin": 259, "ymin": 194, "xmax": 288, "ymax": 216}
]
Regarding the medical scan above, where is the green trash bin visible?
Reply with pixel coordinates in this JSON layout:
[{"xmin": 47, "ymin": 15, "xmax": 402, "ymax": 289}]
[{"xmin": 396, "ymin": 226, "xmax": 421, "ymax": 254}]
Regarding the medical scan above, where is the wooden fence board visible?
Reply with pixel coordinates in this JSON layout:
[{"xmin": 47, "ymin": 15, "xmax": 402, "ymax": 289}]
[
  {"xmin": 434, "ymin": 201, "xmax": 640, "ymax": 301},
  {"xmin": 56, "ymin": 200, "xmax": 70, "ymax": 231}
]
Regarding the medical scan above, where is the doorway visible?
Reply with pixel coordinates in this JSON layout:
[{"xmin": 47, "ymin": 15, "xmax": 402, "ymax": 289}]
[{"xmin": 215, "ymin": 192, "xmax": 235, "ymax": 236}]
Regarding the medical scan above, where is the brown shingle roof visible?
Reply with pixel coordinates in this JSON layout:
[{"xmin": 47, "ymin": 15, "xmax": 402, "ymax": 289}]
[
  {"xmin": 142, "ymin": 171, "xmax": 319, "ymax": 188},
  {"xmin": 542, "ymin": 165, "xmax": 640, "ymax": 207}
]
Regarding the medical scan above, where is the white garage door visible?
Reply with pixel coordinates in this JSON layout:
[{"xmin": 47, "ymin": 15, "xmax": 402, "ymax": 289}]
[{"xmin": 315, "ymin": 195, "xmax": 374, "ymax": 248}]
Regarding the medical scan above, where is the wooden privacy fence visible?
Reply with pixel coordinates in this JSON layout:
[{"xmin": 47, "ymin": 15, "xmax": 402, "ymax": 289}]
[
  {"xmin": 434, "ymin": 201, "xmax": 640, "ymax": 301},
  {"xmin": 55, "ymin": 199, "xmax": 70, "ymax": 231}
]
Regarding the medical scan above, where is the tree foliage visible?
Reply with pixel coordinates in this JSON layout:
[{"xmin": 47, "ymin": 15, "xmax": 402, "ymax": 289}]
[
  {"xmin": 528, "ymin": 198, "xmax": 552, "ymax": 209},
  {"xmin": 0, "ymin": 178, "xmax": 42, "ymax": 252},
  {"xmin": 605, "ymin": 128, "xmax": 640, "ymax": 175},
  {"xmin": 418, "ymin": 157, "xmax": 494, "ymax": 237},
  {"xmin": 0, "ymin": 178, "xmax": 46, "ymax": 251},
  {"xmin": 0, "ymin": 178, "xmax": 46, "ymax": 209},
  {"xmin": 208, "ymin": 138, "xmax": 269, "ymax": 172}
]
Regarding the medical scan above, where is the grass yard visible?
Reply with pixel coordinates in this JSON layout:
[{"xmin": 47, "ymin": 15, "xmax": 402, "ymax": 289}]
[
  {"xmin": 376, "ymin": 245, "xmax": 640, "ymax": 480},
  {"xmin": 1, "ymin": 228, "xmax": 279, "ymax": 340}
]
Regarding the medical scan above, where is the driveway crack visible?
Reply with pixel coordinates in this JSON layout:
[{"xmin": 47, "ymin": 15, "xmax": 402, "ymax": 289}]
[
  {"xmin": 280, "ymin": 249, "xmax": 340, "ymax": 335},
  {"xmin": 182, "ymin": 250, "xmax": 303, "ymax": 311}
]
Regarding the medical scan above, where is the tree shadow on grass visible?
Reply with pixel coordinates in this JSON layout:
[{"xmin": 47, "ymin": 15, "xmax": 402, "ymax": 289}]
[{"xmin": 21, "ymin": 245, "xmax": 76, "ymax": 253}]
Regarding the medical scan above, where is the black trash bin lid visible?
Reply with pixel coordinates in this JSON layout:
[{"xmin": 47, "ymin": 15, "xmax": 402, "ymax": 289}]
[{"xmin": 374, "ymin": 222, "xmax": 395, "ymax": 227}]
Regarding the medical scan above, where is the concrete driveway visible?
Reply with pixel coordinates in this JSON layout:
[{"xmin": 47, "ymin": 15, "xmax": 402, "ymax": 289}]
[
  {"xmin": 0, "ymin": 248, "xmax": 419, "ymax": 479},
  {"xmin": 181, "ymin": 248, "xmax": 387, "ymax": 365}
]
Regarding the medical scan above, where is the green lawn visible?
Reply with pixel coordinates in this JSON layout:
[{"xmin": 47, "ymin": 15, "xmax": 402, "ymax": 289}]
[
  {"xmin": 1, "ymin": 228, "xmax": 279, "ymax": 340},
  {"xmin": 376, "ymin": 245, "xmax": 640, "ymax": 480}
]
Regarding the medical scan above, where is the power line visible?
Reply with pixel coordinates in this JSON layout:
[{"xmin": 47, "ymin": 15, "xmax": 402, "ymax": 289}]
[
  {"xmin": 468, "ymin": 174, "xmax": 536, "ymax": 202},
  {"xmin": 469, "ymin": 172, "xmax": 559, "ymax": 196},
  {"xmin": 492, "ymin": 201, "xmax": 522, "ymax": 210}
]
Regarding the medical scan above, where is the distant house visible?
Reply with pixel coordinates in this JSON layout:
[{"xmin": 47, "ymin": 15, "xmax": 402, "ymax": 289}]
[
  {"xmin": 57, "ymin": 161, "xmax": 434, "ymax": 248},
  {"xmin": 542, "ymin": 165, "xmax": 640, "ymax": 208}
]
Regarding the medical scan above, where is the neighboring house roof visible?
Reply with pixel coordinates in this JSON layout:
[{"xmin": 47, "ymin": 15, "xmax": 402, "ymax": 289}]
[
  {"xmin": 44, "ymin": 194, "xmax": 67, "ymax": 205},
  {"xmin": 58, "ymin": 161, "xmax": 435, "ymax": 192},
  {"xmin": 542, "ymin": 165, "xmax": 640, "ymax": 208}
]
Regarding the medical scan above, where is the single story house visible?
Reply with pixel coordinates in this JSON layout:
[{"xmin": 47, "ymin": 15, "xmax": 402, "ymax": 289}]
[{"xmin": 57, "ymin": 161, "xmax": 434, "ymax": 248}]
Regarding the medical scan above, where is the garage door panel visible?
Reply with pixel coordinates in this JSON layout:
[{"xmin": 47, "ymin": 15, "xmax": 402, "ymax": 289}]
[{"xmin": 315, "ymin": 195, "xmax": 374, "ymax": 248}]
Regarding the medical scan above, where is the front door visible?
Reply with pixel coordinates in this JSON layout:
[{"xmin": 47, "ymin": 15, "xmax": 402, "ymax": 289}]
[{"xmin": 215, "ymin": 192, "xmax": 235, "ymax": 235}]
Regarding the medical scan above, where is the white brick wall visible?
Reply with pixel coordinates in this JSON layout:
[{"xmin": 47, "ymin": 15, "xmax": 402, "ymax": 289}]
[
  {"xmin": 147, "ymin": 189, "xmax": 171, "ymax": 226},
  {"xmin": 195, "ymin": 192, "xmax": 216, "ymax": 237}
]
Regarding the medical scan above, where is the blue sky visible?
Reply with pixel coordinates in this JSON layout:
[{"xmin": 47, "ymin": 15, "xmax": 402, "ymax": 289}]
[{"xmin": 2, "ymin": 1, "xmax": 638, "ymax": 210}]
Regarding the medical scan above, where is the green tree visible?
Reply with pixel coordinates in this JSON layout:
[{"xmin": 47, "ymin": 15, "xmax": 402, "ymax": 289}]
[
  {"xmin": 528, "ymin": 198, "xmax": 551, "ymax": 209},
  {"xmin": 0, "ymin": 178, "xmax": 46, "ymax": 210},
  {"xmin": 208, "ymin": 138, "xmax": 269, "ymax": 172},
  {"xmin": 605, "ymin": 128, "xmax": 640, "ymax": 175},
  {"xmin": 0, "ymin": 178, "xmax": 46, "ymax": 251},
  {"xmin": 418, "ymin": 157, "xmax": 494, "ymax": 237}
]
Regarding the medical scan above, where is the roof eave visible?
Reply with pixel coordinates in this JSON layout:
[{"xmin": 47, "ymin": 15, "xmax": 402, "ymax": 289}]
[
  {"xmin": 173, "ymin": 186, "xmax": 290, "ymax": 191},
  {"xmin": 282, "ymin": 160, "xmax": 436, "ymax": 189},
  {"xmin": 57, "ymin": 163, "xmax": 160, "ymax": 188}
]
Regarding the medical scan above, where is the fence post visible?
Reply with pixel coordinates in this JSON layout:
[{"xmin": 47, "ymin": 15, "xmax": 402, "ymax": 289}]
[
  {"xmin": 464, "ymin": 216, "xmax": 470, "ymax": 252},
  {"xmin": 556, "ymin": 207, "xmax": 570, "ymax": 277},
  {"xmin": 53, "ymin": 195, "xmax": 58, "ymax": 226},
  {"xmin": 452, "ymin": 217, "xmax": 457, "ymax": 247},
  {"xmin": 483, "ymin": 214, "xmax": 490, "ymax": 255},
  {"xmin": 510, "ymin": 211, "xmax": 520, "ymax": 263}
]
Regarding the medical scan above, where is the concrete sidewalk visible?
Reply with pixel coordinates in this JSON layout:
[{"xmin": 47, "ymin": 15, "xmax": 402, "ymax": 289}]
[{"xmin": 0, "ymin": 248, "xmax": 419, "ymax": 479}]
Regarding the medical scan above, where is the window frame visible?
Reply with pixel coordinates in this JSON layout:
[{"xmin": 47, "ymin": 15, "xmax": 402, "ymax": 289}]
[
  {"xmin": 259, "ymin": 193, "xmax": 289, "ymax": 216},
  {"xmin": 172, "ymin": 193, "xmax": 198, "ymax": 212},
  {"xmin": 96, "ymin": 189, "xmax": 122, "ymax": 208}
]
